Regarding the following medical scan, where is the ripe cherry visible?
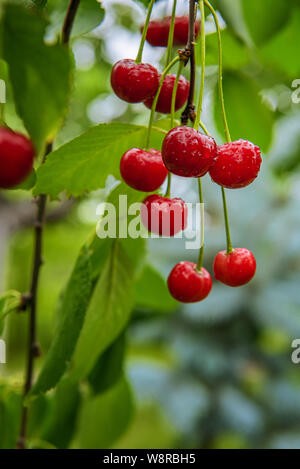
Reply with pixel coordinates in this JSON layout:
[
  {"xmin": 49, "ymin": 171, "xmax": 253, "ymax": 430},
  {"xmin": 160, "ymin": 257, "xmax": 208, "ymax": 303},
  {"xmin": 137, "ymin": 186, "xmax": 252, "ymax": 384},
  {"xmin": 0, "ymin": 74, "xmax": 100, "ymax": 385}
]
[
  {"xmin": 141, "ymin": 194, "xmax": 187, "ymax": 236},
  {"xmin": 213, "ymin": 248, "xmax": 256, "ymax": 287},
  {"xmin": 143, "ymin": 19, "xmax": 169, "ymax": 47},
  {"xmin": 162, "ymin": 126, "xmax": 217, "ymax": 177},
  {"xmin": 144, "ymin": 74, "xmax": 190, "ymax": 114},
  {"xmin": 144, "ymin": 16, "xmax": 200, "ymax": 47},
  {"xmin": 209, "ymin": 139, "xmax": 262, "ymax": 189},
  {"xmin": 120, "ymin": 148, "xmax": 168, "ymax": 192},
  {"xmin": 168, "ymin": 262, "xmax": 212, "ymax": 303},
  {"xmin": 0, "ymin": 127, "xmax": 34, "ymax": 189},
  {"xmin": 173, "ymin": 16, "xmax": 200, "ymax": 45},
  {"xmin": 111, "ymin": 59, "xmax": 159, "ymax": 103}
]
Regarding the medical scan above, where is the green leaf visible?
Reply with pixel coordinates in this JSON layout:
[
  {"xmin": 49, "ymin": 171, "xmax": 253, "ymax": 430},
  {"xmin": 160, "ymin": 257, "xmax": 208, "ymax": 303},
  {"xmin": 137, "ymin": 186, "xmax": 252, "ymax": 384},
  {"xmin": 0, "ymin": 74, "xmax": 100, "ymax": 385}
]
[
  {"xmin": 0, "ymin": 290, "xmax": 21, "ymax": 336},
  {"xmin": 1, "ymin": 3, "xmax": 72, "ymax": 150},
  {"xmin": 34, "ymin": 123, "xmax": 165, "ymax": 198},
  {"xmin": 260, "ymin": 10, "xmax": 300, "ymax": 78},
  {"xmin": 88, "ymin": 332, "xmax": 126, "ymax": 395},
  {"xmin": 29, "ymin": 246, "xmax": 93, "ymax": 396},
  {"xmin": 240, "ymin": 0, "xmax": 291, "ymax": 46},
  {"xmin": 77, "ymin": 376, "xmax": 134, "ymax": 449},
  {"xmin": 41, "ymin": 377, "xmax": 81, "ymax": 449},
  {"xmin": 0, "ymin": 384, "xmax": 21, "ymax": 449},
  {"xmin": 48, "ymin": 0, "xmax": 105, "ymax": 41},
  {"xmin": 135, "ymin": 264, "xmax": 177, "ymax": 313},
  {"xmin": 204, "ymin": 30, "xmax": 250, "ymax": 70},
  {"xmin": 212, "ymin": 0, "xmax": 251, "ymax": 45},
  {"xmin": 214, "ymin": 72, "xmax": 274, "ymax": 151},
  {"xmin": 69, "ymin": 241, "xmax": 134, "ymax": 382}
]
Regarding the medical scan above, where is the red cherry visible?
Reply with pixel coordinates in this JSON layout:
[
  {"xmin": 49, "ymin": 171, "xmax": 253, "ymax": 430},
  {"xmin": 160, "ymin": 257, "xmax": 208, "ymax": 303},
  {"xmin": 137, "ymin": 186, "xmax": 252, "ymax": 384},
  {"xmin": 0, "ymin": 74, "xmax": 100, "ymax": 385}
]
[
  {"xmin": 173, "ymin": 16, "xmax": 200, "ymax": 45},
  {"xmin": 120, "ymin": 148, "xmax": 168, "ymax": 192},
  {"xmin": 144, "ymin": 74, "xmax": 190, "ymax": 114},
  {"xmin": 143, "ymin": 17, "xmax": 200, "ymax": 47},
  {"xmin": 209, "ymin": 139, "xmax": 262, "ymax": 189},
  {"xmin": 111, "ymin": 59, "xmax": 159, "ymax": 103},
  {"xmin": 168, "ymin": 262, "xmax": 212, "ymax": 303},
  {"xmin": 162, "ymin": 126, "xmax": 217, "ymax": 177},
  {"xmin": 0, "ymin": 127, "xmax": 34, "ymax": 189},
  {"xmin": 213, "ymin": 248, "xmax": 256, "ymax": 287},
  {"xmin": 143, "ymin": 19, "xmax": 170, "ymax": 47},
  {"xmin": 141, "ymin": 194, "xmax": 187, "ymax": 236}
]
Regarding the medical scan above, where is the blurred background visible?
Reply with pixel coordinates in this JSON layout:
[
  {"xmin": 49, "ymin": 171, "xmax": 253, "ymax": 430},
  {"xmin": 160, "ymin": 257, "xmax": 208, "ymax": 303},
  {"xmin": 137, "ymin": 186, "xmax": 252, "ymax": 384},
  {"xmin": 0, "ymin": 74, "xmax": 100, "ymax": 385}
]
[{"xmin": 1, "ymin": 0, "xmax": 300, "ymax": 449}]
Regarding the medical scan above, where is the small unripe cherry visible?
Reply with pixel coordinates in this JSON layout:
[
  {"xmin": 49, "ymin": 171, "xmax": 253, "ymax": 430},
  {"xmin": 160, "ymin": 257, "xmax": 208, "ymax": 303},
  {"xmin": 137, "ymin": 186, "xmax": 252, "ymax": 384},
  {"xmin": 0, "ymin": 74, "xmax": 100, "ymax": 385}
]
[
  {"xmin": 213, "ymin": 248, "xmax": 256, "ymax": 287},
  {"xmin": 168, "ymin": 262, "xmax": 212, "ymax": 303},
  {"xmin": 111, "ymin": 59, "xmax": 159, "ymax": 103},
  {"xmin": 144, "ymin": 74, "xmax": 190, "ymax": 114},
  {"xmin": 209, "ymin": 139, "xmax": 262, "ymax": 189},
  {"xmin": 162, "ymin": 126, "xmax": 217, "ymax": 178},
  {"xmin": 120, "ymin": 148, "xmax": 167, "ymax": 192},
  {"xmin": 141, "ymin": 194, "xmax": 187, "ymax": 237},
  {"xmin": 0, "ymin": 127, "xmax": 34, "ymax": 189}
]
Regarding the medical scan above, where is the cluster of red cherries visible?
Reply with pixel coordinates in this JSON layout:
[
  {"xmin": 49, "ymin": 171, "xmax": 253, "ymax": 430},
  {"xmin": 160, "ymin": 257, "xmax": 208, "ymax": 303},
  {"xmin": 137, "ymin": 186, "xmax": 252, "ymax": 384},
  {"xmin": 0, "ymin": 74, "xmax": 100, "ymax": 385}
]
[{"xmin": 111, "ymin": 15, "xmax": 262, "ymax": 304}]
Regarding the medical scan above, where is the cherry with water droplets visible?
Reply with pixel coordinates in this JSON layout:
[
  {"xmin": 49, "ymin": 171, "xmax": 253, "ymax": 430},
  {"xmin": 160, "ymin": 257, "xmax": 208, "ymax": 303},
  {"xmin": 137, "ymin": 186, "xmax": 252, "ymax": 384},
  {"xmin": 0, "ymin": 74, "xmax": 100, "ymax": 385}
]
[
  {"xmin": 168, "ymin": 261, "xmax": 212, "ymax": 303},
  {"xmin": 213, "ymin": 248, "xmax": 256, "ymax": 287},
  {"xmin": 144, "ymin": 74, "xmax": 190, "ymax": 114},
  {"xmin": 141, "ymin": 194, "xmax": 187, "ymax": 236},
  {"xmin": 111, "ymin": 59, "xmax": 159, "ymax": 103},
  {"xmin": 120, "ymin": 148, "xmax": 168, "ymax": 192},
  {"xmin": 162, "ymin": 126, "xmax": 217, "ymax": 178}
]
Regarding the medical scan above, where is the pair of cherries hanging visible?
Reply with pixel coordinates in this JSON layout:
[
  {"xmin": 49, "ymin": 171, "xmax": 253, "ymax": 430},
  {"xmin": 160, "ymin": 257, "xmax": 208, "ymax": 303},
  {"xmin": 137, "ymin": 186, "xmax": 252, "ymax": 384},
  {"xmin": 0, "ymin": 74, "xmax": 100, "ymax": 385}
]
[{"xmin": 110, "ymin": 16, "xmax": 262, "ymax": 304}]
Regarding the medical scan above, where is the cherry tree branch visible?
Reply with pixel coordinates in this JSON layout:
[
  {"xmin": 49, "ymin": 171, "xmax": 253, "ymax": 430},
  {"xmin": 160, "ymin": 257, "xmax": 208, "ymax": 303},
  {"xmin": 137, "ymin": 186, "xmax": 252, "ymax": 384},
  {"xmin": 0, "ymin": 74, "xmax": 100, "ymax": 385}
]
[{"xmin": 17, "ymin": 0, "xmax": 80, "ymax": 449}]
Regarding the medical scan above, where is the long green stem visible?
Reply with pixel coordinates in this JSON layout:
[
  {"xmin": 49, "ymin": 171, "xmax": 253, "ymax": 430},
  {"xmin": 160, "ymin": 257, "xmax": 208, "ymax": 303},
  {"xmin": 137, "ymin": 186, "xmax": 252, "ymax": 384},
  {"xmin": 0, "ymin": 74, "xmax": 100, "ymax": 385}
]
[
  {"xmin": 195, "ymin": 1, "xmax": 206, "ymax": 271},
  {"xmin": 164, "ymin": 59, "xmax": 183, "ymax": 199},
  {"xmin": 204, "ymin": 0, "xmax": 233, "ymax": 254},
  {"xmin": 196, "ymin": 178, "xmax": 205, "ymax": 271},
  {"xmin": 136, "ymin": 0, "xmax": 156, "ymax": 63},
  {"xmin": 165, "ymin": 0, "xmax": 177, "ymax": 67},
  {"xmin": 194, "ymin": 0, "xmax": 206, "ymax": 131},
  {"xmin": 145, "ymin": 55, "xmax": 180, "ymax": 149},
  {"xmin": 204, "ymin": 0, "xmax": 231, "ymax": 142}
]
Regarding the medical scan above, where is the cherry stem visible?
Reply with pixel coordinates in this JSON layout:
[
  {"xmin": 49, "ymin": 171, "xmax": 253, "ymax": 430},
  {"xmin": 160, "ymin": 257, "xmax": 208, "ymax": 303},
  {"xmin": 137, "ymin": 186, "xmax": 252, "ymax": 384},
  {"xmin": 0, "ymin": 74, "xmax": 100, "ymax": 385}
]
[
  {"xmin": 194, "ymin": 0, "xmax": 205, "ymax": 131},
  {"xmin": 180, "ymin": 0, "xmax": 196, "ymax": 125},
  {"xmin": 136, "ymin": 0, "xmax": 156, "ymax": 64},
  {"xmin": 164, "ymin": 59, "xmax": 183, "ymax": 199},
  {"xmin": 196, "ymin": 178, "xmax": 205, "ymax": 271},
  {"xmin": 165, "ymin": 0, "xmax": 177, "ymax": 67},
  {"xmin": 204, "ymin": 0, "xmax": 233, "ymax": 254},
  {"xmin": 145, "ymin": 55, "xmax": 180, "ymax": 149},
  {"xmin": 195, "ymin": 0, "xmax": 206, "ymax": 271},
  {"xmin": 203, "ymin": 0, "xmax": 231, "ymax": 142}
]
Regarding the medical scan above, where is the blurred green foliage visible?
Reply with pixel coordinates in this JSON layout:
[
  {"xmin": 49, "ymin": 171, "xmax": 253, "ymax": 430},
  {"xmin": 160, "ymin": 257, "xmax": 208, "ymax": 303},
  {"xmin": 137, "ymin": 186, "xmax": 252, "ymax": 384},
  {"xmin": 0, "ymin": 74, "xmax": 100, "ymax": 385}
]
[{"xmin": 1, "ymin": 0, "xmax": 300, "ymax": 450}]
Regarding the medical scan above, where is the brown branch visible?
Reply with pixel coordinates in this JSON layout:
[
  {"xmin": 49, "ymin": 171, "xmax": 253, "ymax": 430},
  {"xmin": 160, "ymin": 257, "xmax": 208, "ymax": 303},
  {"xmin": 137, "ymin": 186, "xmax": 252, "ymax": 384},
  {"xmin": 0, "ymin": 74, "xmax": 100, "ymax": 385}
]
[
  {"xmin": 62, "ymin": 0, "xmax": 80, "ymax": 44},
  {"xmin": 17, "ymin": 0, "xmax": 81, "ymax": 449},
  {"xmin": 181, "ymin": 0, "xmax": 197, "ymax": 125}
]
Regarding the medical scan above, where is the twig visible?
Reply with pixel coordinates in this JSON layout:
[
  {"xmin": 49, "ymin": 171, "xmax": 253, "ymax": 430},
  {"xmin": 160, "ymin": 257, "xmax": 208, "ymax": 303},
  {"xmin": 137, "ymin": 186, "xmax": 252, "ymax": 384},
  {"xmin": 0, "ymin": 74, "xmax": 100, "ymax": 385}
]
[
  {"xmin": 181, "ymin": 0, "xmax": 197, "ymax": 125},
  {"xmin": 17, "ymin": 0, "xmax": 80, "ymax": 449},
  {"xmin": 62, "ymin": 0, "xmax": 80, "ymax": 45}
]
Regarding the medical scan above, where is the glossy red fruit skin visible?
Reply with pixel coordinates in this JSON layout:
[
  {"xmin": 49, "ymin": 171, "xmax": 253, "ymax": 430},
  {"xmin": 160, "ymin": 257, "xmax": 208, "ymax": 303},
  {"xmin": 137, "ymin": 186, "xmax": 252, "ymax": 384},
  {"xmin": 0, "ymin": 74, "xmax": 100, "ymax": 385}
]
[
  {"xmin": 173, "ymin": 16, "xmax": 200, "ymax": 45},
  {"xmin": 144, "ymin": 17, "xmax": 200, "ymax": 47},
  {"xmin": 162, "ymin": 126, "xmax": 217, "ymax": 178},
  {"xmin": 168, "ymin": 262, "xmax": 212, "ymax": 303},
  {"xmin": 120, "ymin": 148, "xmax": 168, "ymax": 192},
  {"xmin": 213, "ymin": 248, "xmax": 256, "ymax": 287},
  {"xmin": 111, "ymin": 59, "xmax": 159, "ymax": 103},
  {"xmin": 143, "ymin": 19, "xmax": 169, "ymax": 47},
  {"xmin": 144, "ymin": 74, "xmax": 190, "ymax": 114},
  {"xmin": 209, "ymin": 139, "xmax": 262, "ymax": 189},
  {"xmin": 141, "ymin": 194, "xmax": 187, "ymax": 236},
  {"xmin": 0, "ymin": 127, "xmax": 34, "ymax": 189}
]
